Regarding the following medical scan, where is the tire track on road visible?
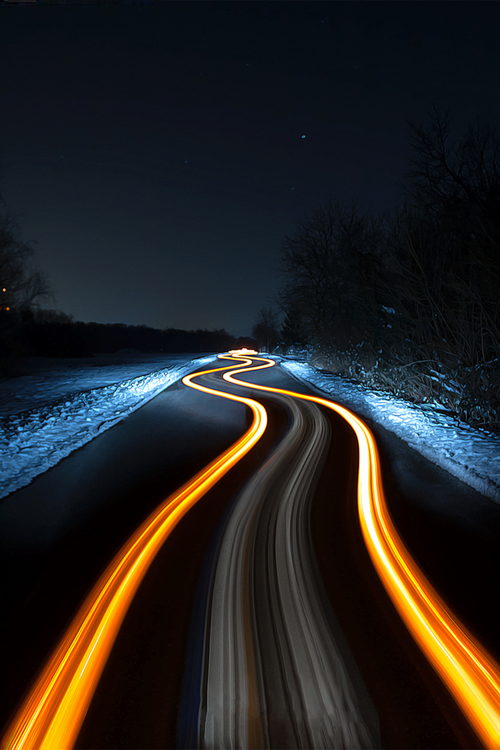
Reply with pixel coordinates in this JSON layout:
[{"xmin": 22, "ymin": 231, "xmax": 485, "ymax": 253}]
[{"xmin": 194, "ymin": 384, "xmax": 377, "ymax": 749}]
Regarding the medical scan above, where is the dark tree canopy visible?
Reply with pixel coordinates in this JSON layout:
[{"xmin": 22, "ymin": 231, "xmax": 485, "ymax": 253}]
[
  {"xmin": 252, "ymin": 307, "xmax": 280, "ymax": 352},
  {"xmin": 0, "ymin": 196, "xmax": 51, "ymax": 316},
  {"xmin": 0, "ymin": 193, "xmax": 52, "ymax": 369},
  {"xmin": 276, "ymin": 111, "xmax": 500, "ymax": 430},
  {"xmin": 278, "ymin": 199, "xmax": 385, "ymax": 350}
]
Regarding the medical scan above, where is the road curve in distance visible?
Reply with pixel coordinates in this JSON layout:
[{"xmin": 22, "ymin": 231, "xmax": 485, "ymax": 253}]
[
  {"xmin": 188, "ymin": 384, "xmax": 377, "ymax": 748},
  {"xmin": 0, "ymin": 356, "xmax": 271, "ymax": 750},
  {"xmin": 224, "ymin": 354, "xmax": 500, "ymax": 749}
]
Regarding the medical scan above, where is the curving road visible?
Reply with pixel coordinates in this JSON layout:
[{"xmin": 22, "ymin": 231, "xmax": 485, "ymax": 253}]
[
  {"xmin": 2, "ymin": 353, "xmax": 500, "ymax": 749},
  {"xmin": 192, "ymin": 391, "xmax": 375, "ymax": 749}
]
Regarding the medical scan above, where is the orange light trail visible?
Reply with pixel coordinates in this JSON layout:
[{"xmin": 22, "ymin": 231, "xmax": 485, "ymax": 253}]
[
  {"xmin": 223, "ymin": 355, "xmax": 500, "ymax": 749},
  {"xmin": 4, "ymin": 351, "xmax": 500, "ymax": 749},
  {"xmin": 1, "ymin": 355, "xmax": 273, "ymax": 750}
]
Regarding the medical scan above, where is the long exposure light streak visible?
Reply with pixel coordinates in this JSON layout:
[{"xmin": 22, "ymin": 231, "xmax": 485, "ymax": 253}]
[
  {"xmin": 4, "ymin": 351, "xmax": 500, "ymax": 749},
  {"xmin": 1, "ymin": 356, "xmax": 273, "ymax": 750},
  {"xmin": 223, "ymin": 354, "xmax": 500, "ymax": 749}
]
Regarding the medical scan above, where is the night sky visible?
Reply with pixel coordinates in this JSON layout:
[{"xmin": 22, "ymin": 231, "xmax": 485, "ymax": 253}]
[{"xmin": 1, "ymin": 2, "xmax": 499, "ymax": 336}]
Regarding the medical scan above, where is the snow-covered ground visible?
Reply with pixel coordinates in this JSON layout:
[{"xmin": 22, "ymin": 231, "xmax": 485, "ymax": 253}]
[
  {"xmin": 0, "ymin": 354, "xmax": 210, "ymax": 417},
  {"xmin": 1, "ymin": 353, "xmax": 499, "ymax": 504},
  {"xmin": 280, "ymin": 359, "xmax": 500, "ymax": 504},
  {"xmin": 0, "ymin": 354, "xmax": 215, "ymax": 499}
]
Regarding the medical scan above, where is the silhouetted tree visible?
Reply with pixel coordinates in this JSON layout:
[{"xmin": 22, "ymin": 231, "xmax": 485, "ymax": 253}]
[
  {"xmin": 0, "ymin": 193, "xmax": 52, "ymax": 371},
  {"xmin": 386, "ymin": 108, "xmax": 500, "ymax": 367},
  {"xmin": 280, "ymin": 304, "xmax": 306, "ymax": 349},
  {"xmin": 278, "ymin": 199, "xmax": 385, "ymax": 351},
  {"xmin": 0, "ymin": 196, "xmax": 51, "ymax": 316},
  {"xmin": 273, "ymin": 111, "xmax": 500, "ymax": 429},
  {"xmin": 252, "ymin": 307, "xmax": 280, "ymax": 351}
]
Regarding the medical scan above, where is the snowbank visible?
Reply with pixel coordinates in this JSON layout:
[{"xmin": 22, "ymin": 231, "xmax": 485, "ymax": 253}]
[
  {"xmin": 2, "ymin": 353, "xmax": 498, "ymax": 505},
  {"xmin": 281, "ymin": 360, "xmax": 500, "ymax": 503},
  {"xmin": 0, "ymin": 356, "xmax": 214, "ymax": 499}
]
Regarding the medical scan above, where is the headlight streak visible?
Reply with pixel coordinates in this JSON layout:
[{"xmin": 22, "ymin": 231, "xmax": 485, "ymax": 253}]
[
  {"xmin": 4, "ymin": 350, "xmax": 499, "ymax": 749},
  {"xmin": 1, "ymin": 355, "xmax": 273, "ymax": 750},
  {"xmin": 222, "ymin": 355, "xmax": 500, "ymax": 750}
]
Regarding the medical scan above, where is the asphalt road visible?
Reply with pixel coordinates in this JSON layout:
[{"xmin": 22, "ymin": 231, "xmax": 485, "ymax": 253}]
[{"xmin": 1, "ymin": 356, "xmax": 500, "ymax": 749}]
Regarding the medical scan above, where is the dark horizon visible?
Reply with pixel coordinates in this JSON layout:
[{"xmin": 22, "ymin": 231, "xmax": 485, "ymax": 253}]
[{"xmin": 1, "ymin": 1, "xmax": 500, "ymax": 335}]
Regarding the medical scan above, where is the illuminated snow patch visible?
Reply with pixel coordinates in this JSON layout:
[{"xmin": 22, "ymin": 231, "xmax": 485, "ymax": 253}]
[
  {"xmin": 281, "ymin": 359, "xmax": 500, "ymax": 503},
  {"xmin": 0, "ymin": 356, "xmax": 214, "ymax": 499}
]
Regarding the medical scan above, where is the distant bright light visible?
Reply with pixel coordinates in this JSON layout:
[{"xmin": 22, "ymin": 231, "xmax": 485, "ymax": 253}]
[
  {"xmin": 6, "ymin": 353, "xmax": 500, "ymax": 750},
  {"xmin": 2, "ymin": 356, "xmax": 271, "ymax": 750},
  {"xmin": 228, "ymin": 348, "xmax": 258, "ymax": 355},
  {"xmin": 301, "ymin": 135, "xmax": 306, "ymax": 138}
]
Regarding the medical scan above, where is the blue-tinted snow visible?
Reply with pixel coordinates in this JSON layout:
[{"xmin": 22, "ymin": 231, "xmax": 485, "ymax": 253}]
[
  {"xmin": 0, "ymin": 355, "xmax": 211, "ymax": 418},
  {"xmin": 0, "ymin": 355, "xmax": 215, "ymax": 499},
  {"xmin": 1, "ymin": 354, "xmax": 499, "ymax": 504},
  {"xmin": 281, "ymin": 360, "xmax": 500, "ymax": 503}
]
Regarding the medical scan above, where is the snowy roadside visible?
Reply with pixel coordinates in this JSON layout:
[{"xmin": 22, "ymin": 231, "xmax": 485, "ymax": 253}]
[
  {"xmin": 0, "ymin": 354, "xmax": 206, "ymax": 418},
  {"xmin": 280, "ymin": 359, "xmax": 500, "ymax": 504},
  {"xmin": 2, "ymin": 352, "xmax": 498, "ymax": 506},
  {"xmin": 0, "ymin": 355, "xmax": 215, "ymax": 499}
]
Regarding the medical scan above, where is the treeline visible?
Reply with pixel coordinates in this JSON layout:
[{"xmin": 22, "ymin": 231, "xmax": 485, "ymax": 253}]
[
  {"xmin": 2, "ymin": 311, "xmax": 250, "ymax": 360},
  {"xmin": 274, "ymin": 109, "xmax": 500, "ymax": 432},
  {"xmin": 0, "ymin": 189, "xmax": 255, "ymax": 370},
  {"xmin": 0, "ymin": 306, "xmax": 254, "ymax": 369}
]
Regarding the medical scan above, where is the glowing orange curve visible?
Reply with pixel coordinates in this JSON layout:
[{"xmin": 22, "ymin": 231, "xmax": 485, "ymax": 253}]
[
  {"xmin": 4, "ymin": 351, "xmax": 500, "ymax": 749},
  {"xmin": 1, "ymin": 355, "xmax": 273, "ymax": 750},
  {"xmin": 222, "ymin": 354, "xmax": 500, "ymax": 749}
]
